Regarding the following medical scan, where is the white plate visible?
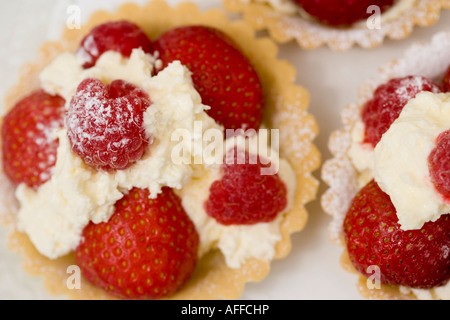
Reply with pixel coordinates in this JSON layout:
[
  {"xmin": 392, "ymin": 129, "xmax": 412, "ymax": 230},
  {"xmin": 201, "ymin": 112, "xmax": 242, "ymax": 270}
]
[{"xmin": 1, "ymin": 0, "xmax": 450, "ymax": 300}]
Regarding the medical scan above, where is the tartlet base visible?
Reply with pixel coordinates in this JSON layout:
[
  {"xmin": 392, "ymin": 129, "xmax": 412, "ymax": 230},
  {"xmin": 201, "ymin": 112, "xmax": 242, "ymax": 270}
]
[{"xmin": 0, "ymin": 0, "xmax": 320, "ymax": 300}]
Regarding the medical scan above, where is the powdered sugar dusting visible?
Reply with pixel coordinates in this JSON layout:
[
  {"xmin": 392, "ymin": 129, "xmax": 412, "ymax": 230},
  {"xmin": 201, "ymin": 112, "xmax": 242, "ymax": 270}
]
[
  {"xmin": 76, "ymin": 34, "xmax": 97, "ymax": 67},
  {"xmin": 395, "ymin": 76, "xmax": 427, "ymax": 100},
  {"xmin": 37, "ymin": 118, "xmax": 64, "ymax": 182},
  {"xmin": 67, "ymin": 80, "xmax": 110, "ymax": 152},
  {"xmin": 274, "ymin": 100, "xmax": 315, "ymax": 161},
  {"xmin": 442, "ymin": 245, "xmax": 449, "ymax": 259},
  {"xmin": 271, "ymin": 89, "xmax": 320, "ymax": 205},
  {"xmin": 67, "ymin": 78, "xmax": 149, "ymax": 171}
]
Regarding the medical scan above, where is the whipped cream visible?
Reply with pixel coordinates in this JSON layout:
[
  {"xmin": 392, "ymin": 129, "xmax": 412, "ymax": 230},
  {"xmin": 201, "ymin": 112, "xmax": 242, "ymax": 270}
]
[
  {"xmin": 348, "ymin": 120, "xmax": 375, "ymax": 187},
  {"xmin": 40, "ymin": 49, "xmax": 154, "ymax": 106},
  {"xmin": 18, "ymin": 49, "xmax": 223, "ymax": 259},
  {"xmin": 176, "ymin": 133, "xmax": 296, "ymax": 268},
  {"xmin": 374, "ymin": 92, "xmax": 450, "ymax": 230},
  {"xmin": 400, "ymin": 281, "xmax": 450, "ymax": 300}
]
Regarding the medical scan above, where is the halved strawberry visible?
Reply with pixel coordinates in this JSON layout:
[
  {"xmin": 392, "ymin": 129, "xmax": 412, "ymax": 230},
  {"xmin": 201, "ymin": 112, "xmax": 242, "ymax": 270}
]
[
  {"xmin": 77, "ymin": 20, "xmax": 153, "ymax": 69},
  {"xmin": 154, "ymin": 26, "xmax": 265, "ymax": 131},
  {"xmin": 204, "ymin": 147, "xmax": 287, "ymax": 225},
  {"xmin": 1, "ymin": 90, "xmax": 65, "ymax": 188},
  {"xmin": 75, "ymin": 187, "xmax": 199, "ymax": 300},
  {"xmin": 343, "ymin": 180, "xmax": 450, "ymax": 289}
]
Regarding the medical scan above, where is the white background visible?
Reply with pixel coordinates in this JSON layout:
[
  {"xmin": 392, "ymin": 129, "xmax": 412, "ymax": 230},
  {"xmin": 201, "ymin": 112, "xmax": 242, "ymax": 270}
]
[{"xmin": 1, "ymin": 0, "xmax": 450, "ymax": 300}]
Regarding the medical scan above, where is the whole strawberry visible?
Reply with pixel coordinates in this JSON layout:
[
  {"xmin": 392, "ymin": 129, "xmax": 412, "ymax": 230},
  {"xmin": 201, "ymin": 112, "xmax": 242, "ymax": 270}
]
[
  {"xmin": 154, "ymin": 26, "xmax": 265, "ymax": 131},
  {"xmin": 1, "ymin": 90, "xmax": 65, "ymax": 188},
  {"xmin": 75, "ymin": 187, "xmax": 199, "ymax": 300},
  {"xmin": 67, "ymin": 78, "xmax": 151, "ymax": 171},
  {"xmin": 293, "ymin": 0, "xmax": 395, "ymax": 27},
  {"xmin": 77, "ymin": 21, "xmax": 153, "ymax": 69},
  {"xmin": 362, "ymin": 76, "xmax": 442, "ymax": 147},
  {"xmin": 343, "ymin": 180, "xmax": 450, "ymax": 289},
  {"xmin": 205, "ymin": 147, "xmax": 287, "ymax": 225}
]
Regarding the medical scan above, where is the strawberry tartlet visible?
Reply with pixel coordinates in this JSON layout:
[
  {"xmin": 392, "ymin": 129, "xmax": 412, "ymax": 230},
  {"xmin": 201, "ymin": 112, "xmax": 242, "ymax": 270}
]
[
  {"xmin": 0, "ymin": 1, "xmax": 320, "ymax": 300},
  {"xmin": 322, "ymin": 32, "xmax": 450, "ymax": 300},
  {"xmin": 224, "ymin": 0, "xmax": 450, "ymax": 51}
]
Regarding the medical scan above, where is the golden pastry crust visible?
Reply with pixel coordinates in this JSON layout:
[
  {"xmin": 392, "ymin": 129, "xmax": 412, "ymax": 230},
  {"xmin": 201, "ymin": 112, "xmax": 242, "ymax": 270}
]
[
  {"xmin": 0, "ymin": 0, "xmax": 320, "ymax": 300},
  {"xmin": 321, "ymin": 31, "xmax": 450, "ymax": 300},
  {"xmin": 223, "ymin": 0, "xmax": 450, "ymax": 51}
]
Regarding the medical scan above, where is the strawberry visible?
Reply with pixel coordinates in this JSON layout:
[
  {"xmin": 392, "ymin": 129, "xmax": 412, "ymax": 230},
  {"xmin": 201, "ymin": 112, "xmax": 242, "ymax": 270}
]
[
  {"xmin": 75, "ymin": 187, "xmax": 199, "ymax": 300},
  {"xmin": 362, "ymin": 76, "xmax": 442, "ymax": 147},
  {"xmin": 77, "ymin": 20, "xmax": 153, "ymax": 69},
  {"xmin": 204, "ymin": 147, "xmax": 287, "ymax": 225},
  {"xmin": 66, "ymin": 78, "xmax": 151, "ymax": 171},
  {"xmin": 293, "ymin": 0, "xmax": 395, "ymax": 26},
  {"xmin": 343, "ymin": 180, "xmax": 450, "ymax": 289},
  {"xmin": 428, "ymin": 130, "xmax": 450, "ymax": 202},
  {"xmin": 153, "ymin": 26, "xmax": 265, "ymax": 131},
  {"xmin": 1, "ymin": 90, "xmax": 65, "ymax": 188}
]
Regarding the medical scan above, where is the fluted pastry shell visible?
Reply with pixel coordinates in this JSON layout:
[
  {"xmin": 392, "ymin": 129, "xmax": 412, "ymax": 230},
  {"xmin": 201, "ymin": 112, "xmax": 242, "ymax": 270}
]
[
  {"xmin": 321, "ymin": 31, "xmax": 450, "ymax": 299},
  {"xmin": 0, "ymin": 0, "xmax": 320, "ymax": 300},
  {"xmin": 223, "ymin": 0, "xmax": 450, "ymax": 51}
]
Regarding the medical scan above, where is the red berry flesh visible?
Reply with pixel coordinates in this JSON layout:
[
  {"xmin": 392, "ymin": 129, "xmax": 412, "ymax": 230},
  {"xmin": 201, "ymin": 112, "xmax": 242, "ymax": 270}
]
[
  {"xmin": 75, "ymin": 187, "xmax": 199, "ymax": 300},
  {"xmin": 293, "ymin": 0, "xmax": 395, "ymax": 27},
  {"xmin": 442, "ymin": 65, "xmax": 450, "ymax": 92},
  {"xmin": 428, "ymin": 130, "xmax": 450, "ymax": 202},
  {"xmin": 77, "ymin": 21, "xmax": 153, "ymax": 69},
  {"xmin": 205, "ymin": 147, "xmax": 287, "ymax": 225},
  {"xmin": 67, "ymin": 78, "xmax": 151, "ymax": 171},
  {"xmin": 1, "ymin": 90, "xmax": 65, "ymax": 188},
  {"xmin": 344, "ymin": 180, "xmax": 450, "ymax": 289},
  {"xmin": 362, "ymin": 76, "xmax": 442, "ymax": 147}
]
